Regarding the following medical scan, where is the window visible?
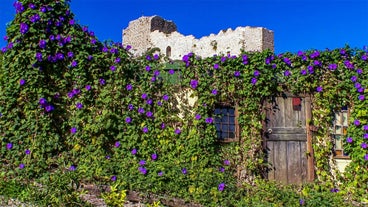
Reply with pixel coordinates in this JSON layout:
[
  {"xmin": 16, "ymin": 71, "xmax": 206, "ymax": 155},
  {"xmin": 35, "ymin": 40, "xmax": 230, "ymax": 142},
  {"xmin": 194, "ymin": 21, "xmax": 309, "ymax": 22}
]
[
  {"xmin": 214, "ymin": 104, "xmax": 239, "ymax": 142},
  {"xmin": 331, "ymin": 106, "xmax": 349, "ymax": 158},
  {"xmin": 166, "ymin": 46, "xmax": 171, "ymax": 58}
]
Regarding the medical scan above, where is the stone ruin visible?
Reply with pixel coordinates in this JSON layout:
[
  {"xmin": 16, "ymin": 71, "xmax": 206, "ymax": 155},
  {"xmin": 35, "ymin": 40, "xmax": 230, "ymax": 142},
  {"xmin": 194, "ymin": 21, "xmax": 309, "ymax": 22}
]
[{"xmin": 122, "ymin": 15, "xmax": 274, "ymax": 59}]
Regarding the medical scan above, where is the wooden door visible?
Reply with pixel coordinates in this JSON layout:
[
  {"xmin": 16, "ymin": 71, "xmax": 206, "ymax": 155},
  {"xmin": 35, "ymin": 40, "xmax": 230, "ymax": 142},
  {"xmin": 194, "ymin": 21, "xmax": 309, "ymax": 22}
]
[{"xmin": 264, "ymin": 95, "xmax": 311, "ymax": 184}]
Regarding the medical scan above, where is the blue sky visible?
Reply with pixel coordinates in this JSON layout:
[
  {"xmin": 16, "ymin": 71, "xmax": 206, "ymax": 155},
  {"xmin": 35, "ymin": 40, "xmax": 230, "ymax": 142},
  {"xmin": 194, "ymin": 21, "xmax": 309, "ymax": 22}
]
[{"xmin": 1, "ymin": 0, "xmax": 367, "ymax": 54}]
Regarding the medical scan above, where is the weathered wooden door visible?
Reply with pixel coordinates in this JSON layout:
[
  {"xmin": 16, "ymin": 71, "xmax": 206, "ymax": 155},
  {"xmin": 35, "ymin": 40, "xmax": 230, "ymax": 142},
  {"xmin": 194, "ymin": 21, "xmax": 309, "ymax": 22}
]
[{"xmin": 264, "ymin": 95, "xmax": 312, "ymax": 184}]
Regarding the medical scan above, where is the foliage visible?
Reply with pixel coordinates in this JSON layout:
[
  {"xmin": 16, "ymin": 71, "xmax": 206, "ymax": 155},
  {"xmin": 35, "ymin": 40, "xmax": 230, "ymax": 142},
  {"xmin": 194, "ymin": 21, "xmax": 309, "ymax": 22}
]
[
  {"xmin": 0, "ymin": 0, "xmax": 367, "ymax": 206},
  {"xmin": 101, "ymin": 182, "xmax": 126, "ymax": 207}
]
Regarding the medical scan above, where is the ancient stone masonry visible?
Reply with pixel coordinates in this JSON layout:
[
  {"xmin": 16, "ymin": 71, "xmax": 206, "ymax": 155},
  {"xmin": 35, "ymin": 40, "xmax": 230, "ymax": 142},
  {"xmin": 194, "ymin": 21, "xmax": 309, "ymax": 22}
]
[{"xmin": 122, "ymin": 15, "xmax": 274, "ymax": 59}]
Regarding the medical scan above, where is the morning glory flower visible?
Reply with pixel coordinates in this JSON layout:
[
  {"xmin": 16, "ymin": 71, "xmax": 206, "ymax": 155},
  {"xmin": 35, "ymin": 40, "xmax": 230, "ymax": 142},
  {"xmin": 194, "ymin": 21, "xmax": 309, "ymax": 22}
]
[
  {"xmin": 19, "ymin": 164, "xmax": 25, "ymax": 169},
  {"xmin": 359, "ymin": 95, "xmax": 365, "ymax": 101},
  {"xmin": 364, "ymin": 125, "xmax": 368, "ymax": 131},
  {"xmin": 354, "ymin": 119, "xmax": 360, "ymax": 126},
  {"xmin": 190, "ymin": 79, "xmax": 198, "ymax": 89},
  {"xmin": 162, "ymin": 94, "xmax": 169, "ymax": 101},
  {"xmin": 138, "ymin": 167, "xmax": 147, "ymax": 174},
  {"xmin": 175, "ymin": 128, "xmax": 181, "ymax": 134},
  {"xmin": 146, "ymin": 111, "xmax": 153, "ymax": 117},
  {"xmin": 131, "ymin": 148, "xmax": 137, "ymax": 155},
  {"xmin": 328, "ymin": 63, "xmax": 337, "ymax": 70},
  {"xmin": 114, "ymin": 141, "xmax": 120, "ymax": 148},
  {"xmin": 195, "ymin": 114, "xmax": 201, "ymax": 120},
  {"xmin": 346, "ymin": 137, "xmax": 353, "ymax": 143},
  {"xmin": 224, "ymin": 160, "xmax": 230, "ymax": 165},
  {"xmin": 69, "ymin": 165, "xmax": 76, "ymax": 171},
  {"xmin": 142, "ymin": 127, "xmax": 148, "ymax": 133},
  {"xmin": 145, "ymin": 65, "xmax": 151, "ymax": 71},
  {"xmin": 169, "ymin": 69, "xmax": 175, "ymax": 75},
  {"xmin": 251, "ymin": 78, "xmax": 257, "ymax": 85},
  {"xmin": 213, "ymin": 64, "xmax": 219, "ymax": 69},
  {"xmin": 218, "ymin": 183, "xmax": 226, "ymax": 191},
  {"xmin": 316, "ymin": 86, "xmax": 323, "ymax": 92},
  {"xmin": 99, "ymin": 78, "xmax": 105, "ymax": 85},
  {"xmin": 141, "ymin": 93, "xmax": 148, "ymax": 99},
  {"xmin": 138, "ymin": 107, "xmax": 145, "ymax": 114},
  {"xmin": 151, "ymin": 153, "xmax": 157, "ymax": 160},
  {"xmin": 351, "ymin": 76, "xmax": 357, "ymax": 82},
  {"xmin": 6, "ymin": 143, "xmax": 12, "ymax": 150},
  {"xmin": 300, "ymin": 70, "xmax": 307, "ymax": 75},
  {"xmin": 39, "ymin": 40, "xmax": 46, "ymax": 49},
  {"xmin": 234, "ymin": 71, "xmax": 240, "ymax": 77},
  {"xmin": 20, "ymin": 23, "xmax": 29, "ymax": 34},
  {"xmin": 25, "ymin": 149, "xmax": 30, "ymax": 155},
  {"xmin": 139, "ymin": 160, "xmax": 146, "ymax": 166},
  {"xmin": 254, "ymin": 70, "xmax": 260, "ymax": 76},
  {"xmin": 19, "ymin": 79, "xmax": 26, "ymax": 85},
  {"xmin": 110, "ymin": 65, "xmax": 116, "ymax": 71},
  {"xmin": 361, "ymin": 143, "xmax": 367, "ymax": 149},
  {"xmin": 111, "ymin": 176, "xmax": 117, "ymax": 181},
  {"xmin": 205, "ymin": 117, "xmax": 213, "ymax": 124},
  {"xmin": 181, "ymin": 168, "xmax": 187, "ymax": 175},
  {"xmin": 125, "ymin": 117, "xmax": 132, "ymax": 123},
  {"xmin": 212, "ymin": 89, "xmax": 218, "ymax": 95},
  {"xmin": 70, "ymin": 127, "xmax": 77, "ymax": 134},
  {"xmin": 76, "ymin": 102, "xmax": 83, "ymax": 109}
]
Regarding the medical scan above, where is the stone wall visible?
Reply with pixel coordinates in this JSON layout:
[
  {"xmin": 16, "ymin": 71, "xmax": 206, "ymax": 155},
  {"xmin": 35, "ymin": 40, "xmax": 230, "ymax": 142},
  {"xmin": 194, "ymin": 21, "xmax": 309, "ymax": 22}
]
[{"xmin": 122, "ymin": 15, "xmax": 274, "ymax": 59}]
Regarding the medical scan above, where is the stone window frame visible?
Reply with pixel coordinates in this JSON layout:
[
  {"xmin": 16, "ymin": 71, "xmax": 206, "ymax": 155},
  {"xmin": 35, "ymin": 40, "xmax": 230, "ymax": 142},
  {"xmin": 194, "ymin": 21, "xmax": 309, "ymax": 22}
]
[
  {"xmin": 214, "ymin": 102, "xmax": 240, "ymax": 143},
  {"xmin": 331, "ymin": 106, "xmax": 350, "ymax": 159}
]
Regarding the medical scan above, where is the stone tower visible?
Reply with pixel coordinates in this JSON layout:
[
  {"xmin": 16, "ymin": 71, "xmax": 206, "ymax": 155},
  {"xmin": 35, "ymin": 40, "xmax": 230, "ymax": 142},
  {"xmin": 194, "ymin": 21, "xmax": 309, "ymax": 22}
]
[{"xmin": 122, "ymin": 15, "xmax": 274, "ymax": 59}]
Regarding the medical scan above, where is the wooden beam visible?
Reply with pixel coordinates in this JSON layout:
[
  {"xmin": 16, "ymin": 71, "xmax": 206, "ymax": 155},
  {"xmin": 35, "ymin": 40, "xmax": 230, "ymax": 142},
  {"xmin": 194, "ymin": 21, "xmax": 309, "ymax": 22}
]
[{"xmin": 305, "ymin": 95, "xmax": 315, "ymax": 182}]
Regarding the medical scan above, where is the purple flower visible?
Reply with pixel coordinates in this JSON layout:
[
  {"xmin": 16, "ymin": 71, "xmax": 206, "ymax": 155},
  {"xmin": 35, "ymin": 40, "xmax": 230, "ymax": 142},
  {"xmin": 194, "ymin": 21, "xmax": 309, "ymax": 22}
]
[
  {"xmin": 344, "ymin": 60, "xmax": 354, "ymax": 69},
  {"xmin": 131, "ymin": 148, "xmax": 137, "ymax": 155},
  {"xmin": 35, "ymin": 52, "xmax": 43, "ymax": 61},
  {"xmin": 76, "ymin": 102, "xmax": 83, "ymax": 109},
  {"xmin": 330, "ymin": 188, "xmax": 339, "ymax": 193},
  {"xmin": 154, "ymin": 70, "xmax": 160, "ymax": 76},
  {"xmin": 234, "ymin": 71, "xmax": 240, "ymax": 77},
  {"xmin": 218, "ymin": 183, "xmax": 225, "ymax": 191},
  {"xmin": 354, "ymin": 119, "xmax": 360, "ymax": 126},
  {"xmin": 6, "ymin": 143, "xmax": 12, "ymax": 150},
  {"xmin": 205, "ymin": 117, "xmax": 213, "ymax": 124},
  {"xmin": 190, "ymin": 79, "xmax": 198, "ymax": 89},
  {"xmin": 146, "ymin": 99, "xmax": 153, "ymax": 105},
  {"xmin": 39, "ymin": 98, "xmax": 47, "ymax": 105},
  {"xmin": 157, "ymin": 101, "xmax": 162, "ymax": 106},
  {"xmin": 221, "ymin": 56, "xmax": 226, "ymax": 62},
  {"xmin": 45, "ymin": 104, "xmax": 55, "ymax": 112},
  {"xmin": 219, "ymin": 167, "xmax": 225, "ymax": 172},
  {"xmin": 142, "ymin": 127, "xmax": 148, "ymax": 133},
  {"xmin": 365, "ymin": 154, "xmax": 368, "ymax": 161},
  {"xmin": 114, "ymin": 141, "xmax": 120, "ymax": 148},
  {"xmin": 13, "ymin": 1, "xmax": 24, "ymax": 13},
  {"xmin": 71, "ymin": 127, "xmax": 77, "ymax": 134},
  {"xmin": 71, "ymin": 60, "xmax": 78, "ymax": 67},
  {"xmin": 300, "ymin": 70, "xmax": 307, "ymax": 75},
  {"xmin": 162, "ymin": 94, "xmax": 169, "ymax": 101},
  {"xmin": 69, "ymin": 19, "xmax": 75, "ymax": 25},
  {"xmin": 125, "ymin": 117, "xmax": 132, "ymax": 123},
  {"xmin": 25, "ymin": 149, "xmax": 30, "ymax": 155},
  {"xmin": 213, "ymin": 64, "xmax": 219, "ymax": 69},
  {"xmin": 310, "ymin": 50, "xmax": 320, "ymax": 58},
  {"xmin": 139, "ymin": 160, "xmax": 146, "ymax": 166},
  {"xmin": 146, "ymin": 55, "xmax": 151, "ymax": 60},
  {"xmin": 99, "ymin": 78, "xmax": 105, "ymax": 85},
  {"xmin": 30, "ymin": 14, "xmax": 40, "ymax": 23},
  {"xmin": 307, "ymin": 65, "xmax": 314, "ymax": 74},
  {"xmin": 224, "ymin": 160, "xmax": 230, "ymax": 165},
  {"xmin": 212, "ymin": 89, "xmax": 218, "ymax": 95},
  {"xmin": 69, "ymin": 165, "xmax": 76, "ymax": 171},
  {"xmin": 316, "ymin": 86, "xmax": 323, "ymax": 92},
  {"xmin": 351, "ymin": 76, "xmax": 357, "ymax": 82},
  {"xmin": 151, "ymin": 153, "xmax": 157, "ymax": 160},
  {"xmin": 346, "ymin": 137, "xmax": 353, "ymax": 143},
  {"xmin": 115, "ymin": 57, "xmax": 121, "ymax": 63},
  {"xmin": 111, "ymin": 175, "xmax": 117, "ymax": 181},
  {"xmin": 19, "ymin": 163, "xmax": 25, "ymax": 169},
  {"xmin": 356, "ymin": 68, "xmax": 363, "ymax": 75},
  {"xmin": 354, "ymin": 82, "xmax": 361, "ymax": 89},
  {"xmin": 283, "ymin": 57, "xmax": 291, "ymax": 66},
  {"xmin": 138, "ymin": 108, "xmax": 145, "ymax": 114},
  {"xmin": 299, "ymin": 199, "xmax": 305, "ymax": 205},
  {"xmin": 85, "ymin": 85, "xmax": 91, "ymax": 91},
  {"xmin": 141, "ymin": 93, "xmax": 148, "ymax": 99},
  {"xmin": 158, "ymin": 171, "xmax": 163, "ymax": 176},
  {"xmin": 251, "ymin": 77, "xmax": 257, "ymax": 85},
  {"xmin": 19, "ymin": 79, "xmax": 26, "ymax": 86},
  {"xmin": 313, "ymin": 60, "xmax": 321, "ymax": 66},
  {"xmin": 128, "ymin": 104, "xmax": 134, "ymax": 111},
  {"xmin": 181, "ymin": 168, "xmax": 187, "ymax": 175},
  {"xmin": 195, "ymin": 114, "xmax": 201, "ymax": 120},
  {"xmin": 364, "ymin": 125, "xmax": 368, "ymax": 131},
  {"xmin": 40, "ymin": 6, "xmax": 46, "ymax": 13},
  {"xmin": 362, "ymin": 54, "xmax": 368, "ymax": 61},
  {"xmin": 145, "ymin": 65, "xmax": 151, "ymax": 71},
  {"xmin": 153, "ymin": 54, "xmax": 159, "ymax": 60},
  {"xmin": 110, "ymin": 65, "xmax": 116, "ymax": 71},
  {"xmin": 169, "ymin": 69, "xmax": 175, "ymax": 75},
  {"xmin": 138, "ymin": 167, "xmax": 147, "ymax": 174},
  {"xmin": 329, "ymin": 63, "xmax": 337, "ymax": 70},
  {"xmin": 175, "ymin": 128, "xmax": 181, "ymax": 134},
  {"xmin": 125, "ymin": 45, "xmax": 132, "ymax": 50},
  {"xmin": 284, "ymin": 70, "xmax": 291, "ymax": 76},
  {"xmin": 161, "ymin": 122, "xmax": 166, "ymax": 129},
  {"xmin": 243, "ymin": 55, "xmax": 248, "ymax": 64},
  {"xmin": 67, "ymin": 51, "xmax": 74, "ymax": 58},
  {"xmin": 357, "ymin": 87, "xmax": 365, "ymax": 93},
  {"xmin": 20, "ymin": 23, "xmax": 29, "ymax": 34},
  {"xmin": 39, "ymin": 40, "xmax": 46, "ymax": 49},
  {"xmin": 254, "ymin": 70, "xmax": 260, "ymax": 76},
  {"xmin": 358, "ymin": 95, "xmax": 365, "ymax": 101},
  {"xmin": 361, "ymin": 142, "xmax": 367, "ymax": 149},
  {"xmin": 146, "ymin": 111, "xmax": 153, "ymax": 117}
]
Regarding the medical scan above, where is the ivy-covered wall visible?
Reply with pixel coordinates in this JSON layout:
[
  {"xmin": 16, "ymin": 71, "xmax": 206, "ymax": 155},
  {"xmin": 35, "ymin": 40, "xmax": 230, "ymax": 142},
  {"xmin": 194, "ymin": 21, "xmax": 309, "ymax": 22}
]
[{"xmin": 0, "ymin": 0, "xmax": 367, "ymax": 206}]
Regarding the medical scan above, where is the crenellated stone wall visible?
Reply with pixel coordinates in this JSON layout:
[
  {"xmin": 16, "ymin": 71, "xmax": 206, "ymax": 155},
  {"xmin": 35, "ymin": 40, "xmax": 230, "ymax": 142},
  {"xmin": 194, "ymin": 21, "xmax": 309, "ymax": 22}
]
[{"xmin": 122, "ymin": 15, "xmax": 274, "ymax": 59}]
